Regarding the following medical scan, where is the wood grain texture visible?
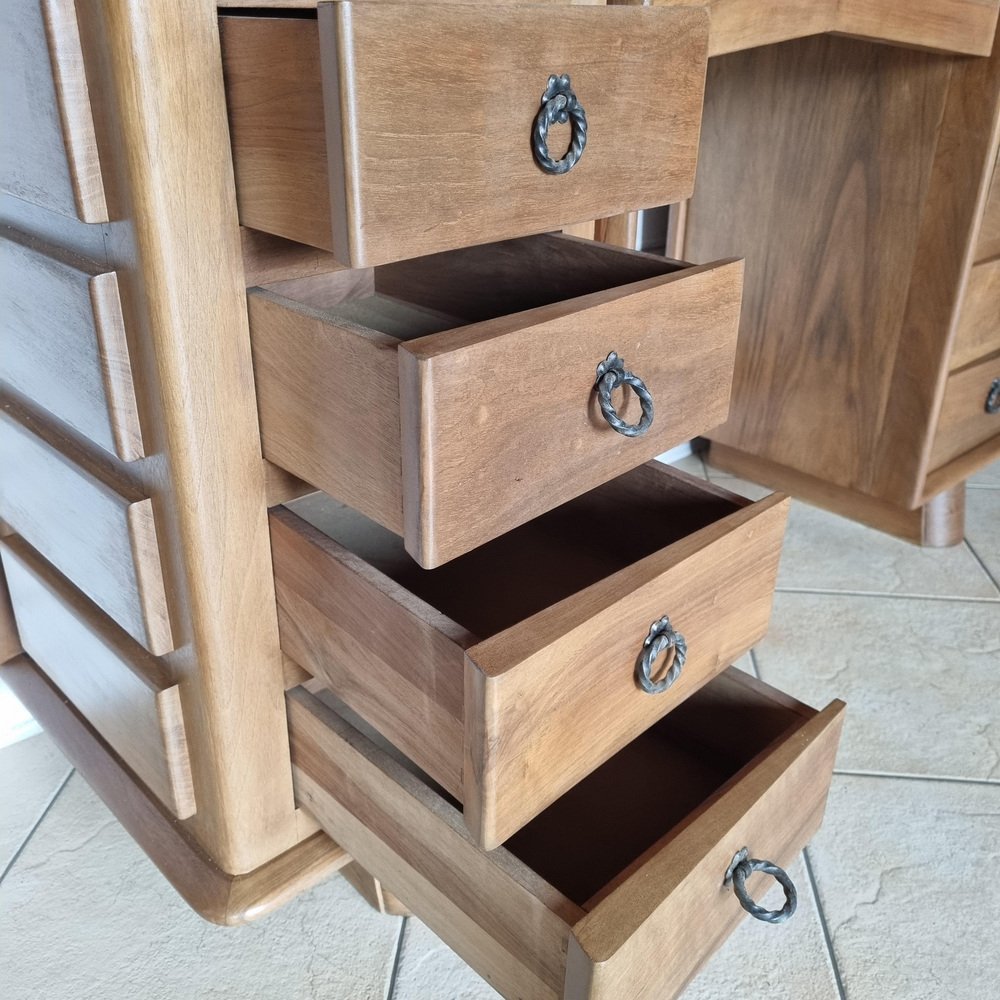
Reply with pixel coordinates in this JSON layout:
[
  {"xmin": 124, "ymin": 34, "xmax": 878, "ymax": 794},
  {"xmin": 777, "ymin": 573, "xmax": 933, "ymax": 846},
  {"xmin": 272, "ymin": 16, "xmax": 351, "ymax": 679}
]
[
  {"xmin": 288, "ymin": 673, "xmax": 844, "ymax": 1000},
  {"xmin": 273, "ymin": 464, "xmax": 788, "ymax": 847},
  {"xmin": 340, "ymin": 861, "xmax": 411, "ymax": 916},
  {"xmin": 979, "ymin": 157, "xmax": 1000, "ymax": 260},
  {"xmin": 922, "ymin": 432, "xmax": 1000, "ymax": 498},
  {"xmin": 709, "ymin": 442, "xmax": 968, "ymax": 546},
  {"xmin": 2, "ymin": 655, "xmax": 349, "ymax": 925},
  {"xmin": 0, "ymin": 563, "xmax": 21, "ymax": 665},
  {"xmin": 0, "ymin": 409, "xmax": 173, "ymax": 654},
  {"xmin": 73, "ymin": 0, "xmax": 302, "ymax": 872},
  {"xmin": 929, "ymin": 352, "xmax": 1000, "ymax": 468},
  {"xmin": 1, "ymin": 230, "xmax": 144, "ymax": 460},
  {"xmin": 1, "ymin": 535, "xmax": 194, "ymax": 818},
  {"xmin": 224, "ymin": 4, "xmax": 709, "ymax": 266},
  {"xmin": 950, "ymin": 258, "xmax": 1000, "ymax": 370},
  {"xmin": 0, "ymin": 0, "xmax": 107, "ymax": 221},
  {"xmin": 614, "ymin": 0, "xmax": 999, "ymax": 56}
]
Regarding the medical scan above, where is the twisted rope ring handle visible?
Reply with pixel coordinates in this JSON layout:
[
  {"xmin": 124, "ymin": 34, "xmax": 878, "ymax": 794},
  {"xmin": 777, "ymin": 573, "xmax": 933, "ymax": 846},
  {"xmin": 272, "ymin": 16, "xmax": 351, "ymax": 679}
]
[
  {"xmin": 986, "ymin": 377, "xmax": 1000, "ymax": 415},
  {"xmin": 724, "ymin": 847, "xmax": 798, "ymax": 924},
  {"xmin": 533, "ymin": 74, "xmax": 587, "ymax": 175},
  {"xmin": 595, "ymin": 352, "xmax": 654, "ymax": 437},
  {"xmin": 635, "ymin": 616, "xmax": 687, "ymax": 694}
]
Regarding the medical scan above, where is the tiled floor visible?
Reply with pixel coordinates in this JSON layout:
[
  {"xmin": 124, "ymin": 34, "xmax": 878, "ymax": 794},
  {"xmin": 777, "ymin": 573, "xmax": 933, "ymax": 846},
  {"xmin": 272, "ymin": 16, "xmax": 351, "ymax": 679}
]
[{"xmin": 2, "ymin": 456, "xmax": 997, "ymax": 1000}]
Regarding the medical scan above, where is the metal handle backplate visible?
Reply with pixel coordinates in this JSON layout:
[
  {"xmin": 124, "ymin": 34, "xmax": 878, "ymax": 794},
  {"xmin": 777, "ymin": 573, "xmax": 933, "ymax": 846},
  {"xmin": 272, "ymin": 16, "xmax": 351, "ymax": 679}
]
[
  {"xmin": 986, "ymin": 377, "xmax": 1000, "ymax": 414},
  {"xmin": 724, "ymin": 847, "xmax": 798, "ymax": 924},
  {"xmin": 595, "ymin": 352, "xmax": 654, "ymax": 437},
  {"xmin": 533, "ymin": 74, "xmax": 587, "ymax": 175}
]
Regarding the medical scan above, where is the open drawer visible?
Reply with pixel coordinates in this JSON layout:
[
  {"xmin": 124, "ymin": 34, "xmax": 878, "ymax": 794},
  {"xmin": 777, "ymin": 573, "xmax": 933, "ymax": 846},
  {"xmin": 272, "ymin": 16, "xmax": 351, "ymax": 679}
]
[
  {"xmin": 250, "ymin": 233, "xmax": 744, "ymax": 568},
  {"xmin": 271, "ymin": 461, "xmax": 789, "ymax": 847},
  {"xmin": 288, "ymin": 669, "xmax": 845, "ymax": 1000},
  {"xmin": 220, "ymin": 3, "xmax": 709, "ymax": 266}
]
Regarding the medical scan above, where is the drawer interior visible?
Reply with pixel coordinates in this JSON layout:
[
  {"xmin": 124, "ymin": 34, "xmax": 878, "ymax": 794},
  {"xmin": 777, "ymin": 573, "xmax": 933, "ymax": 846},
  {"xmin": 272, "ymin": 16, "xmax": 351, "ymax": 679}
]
[
  {"xmin": 287, "ymin": 463, "xmax": 750, "ymax": 642},
  {"xmin": 262, "ymin": 234, "xmax": 690, "ymax": 344}
]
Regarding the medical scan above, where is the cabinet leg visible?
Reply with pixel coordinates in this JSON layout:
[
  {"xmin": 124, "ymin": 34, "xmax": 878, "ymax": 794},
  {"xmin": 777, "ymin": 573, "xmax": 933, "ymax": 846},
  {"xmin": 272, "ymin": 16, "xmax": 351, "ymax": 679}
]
[
  {"xmin": 340, "ymin": 861, "xmax": 411, "ymax": 916},
  {"xmin": 707, "ymin": 442, "xmax": 966, "ymax": 547}
]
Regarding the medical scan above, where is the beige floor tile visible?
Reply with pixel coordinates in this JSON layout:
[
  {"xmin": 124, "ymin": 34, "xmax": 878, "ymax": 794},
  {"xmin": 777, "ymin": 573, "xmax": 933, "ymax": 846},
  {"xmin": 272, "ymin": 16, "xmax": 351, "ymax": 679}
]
[
  {"xmin": 968, "ymin": 458, "xmax": 1000, "ymax": 488},
  {"xmin": 0, "ymin": 774, "xmax": 402, "ymax": 1000},
  {"xmin": 777, "ymin": 502, "xmax": 998, "ymax": 598},
  {"xmin": 808, "ymin": 775, "xmax": 1000, "ymax": 1000},
  {"xmin": 0, "ymin": 733, "xmax": 71, "ymax": 877},
  {"xmin": 680, "ymin": 855, "xmax": 839, "ymax": 1000},
  {"xmin": 965, "ymin": 488, "xmax": 1000, "ymax": 584},
  {"xmin": 755, "ymin": 592, "xmax": 1000, "ymax": 781},
  {"xmin": 392, "ymin": 918, "xmax": 501, "ymax": 999}
]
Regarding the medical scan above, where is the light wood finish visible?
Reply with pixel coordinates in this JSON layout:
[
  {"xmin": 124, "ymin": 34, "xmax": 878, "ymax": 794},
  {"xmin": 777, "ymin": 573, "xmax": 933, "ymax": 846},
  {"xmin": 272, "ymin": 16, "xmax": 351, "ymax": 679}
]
[
  {"xmin": 677, "ymin": 27, "xmax": 1000, "ymax": 537},
  {"xmin": 709, "ymin": 442, "xmax": 967, "ymax": 547},
  {"xmin": 1, "ymin": 231, "xmax": 145, "ymax": 460},
  {"xmin": 69, "ymin": 0, "xmax": 302, "ymax": 872},
  {"xmin": 950, "ymin": 258, "xmax": 1000, "ymax": 371},
  {"xmin": 0, "ymin": 0, "xmax": 107, "ymax": 221},
  {"xmin": 0, "ymin": 409, "xmax": 173, "ymax": 654},
  {"xmin": 978, "ymin": 158, "xmax": 1000, "ymax": 261},
  {"xmin": 221, "ymin": 4, "xmax": 710, "ymax": 266},
  {"xmin": 929, "ymin": 353, "xmax": 1000, "ymax": 469},
  {"xmin": 250, "ymin": 233, "xmax": 744, "ymax": 567},
  {"xmin": 1, "ymin": 535, "xmax": 194, "ymax": 817},
  {"xmin": 273, "ymin": 463, "xmax": 789, "ymax": 847},
  {"xmin": 0, "ymin": 565, "xmax": 20, "ymax": 665},
  {"xmin": 241, "ymin": 227, "xmax": 345, "ymax": 288},
  {"xmin": 614, "ymin": 0, "xmax": 1000, "ymax": 57},
  {"xmin": 2, "ymin": 655, "xmax": 349, "ymax": 924},
  {"xmin": 923, "ymin": 432, "xmax": 1000, "ymax": 498},
  {"xmin": 289, "ymin": 671, "xmax": 845, "ymax": 1000},
  {"xmin": 341, "ymin": 861, "xmax": 411, "ymax": 917}
]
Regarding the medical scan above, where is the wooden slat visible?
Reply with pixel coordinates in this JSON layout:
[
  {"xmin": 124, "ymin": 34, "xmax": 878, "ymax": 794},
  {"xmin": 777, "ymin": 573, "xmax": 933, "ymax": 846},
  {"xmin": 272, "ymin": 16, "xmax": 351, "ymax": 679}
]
[
  {"xmin": 0, "ymin": 0, "xmax": 107, "ymax": 221},
  {"xmin": 398, "ymin": 255, "xmax": 744, "ymax": 566},
  {"xmin": 0, "ymin": 563, "xmax": 21, "ymax": 665},
  {"xmin": 0, "ymin": 231, "xmax": 144, "ymax": 461},
  {"xmin": 0, "ymin": 410, "xmax": 173, "ymax": 654},
  {"xmin": 2, "ymin": 655, "xmax": 349, "ymax": 924},
  {"xmin": 950, "ymin": 258, "xmax": 1000, "ymax": 371},
  {"xmin": 464, "ymin": 486, "xmax": 789, "ymax": 848},
  {"xmin": 929, "ymin": 353, "xmax": 1000, "ymax": 469},
  {"xmin": 1, "ymin": 535, "xmax": 194, "ymax": 818}
]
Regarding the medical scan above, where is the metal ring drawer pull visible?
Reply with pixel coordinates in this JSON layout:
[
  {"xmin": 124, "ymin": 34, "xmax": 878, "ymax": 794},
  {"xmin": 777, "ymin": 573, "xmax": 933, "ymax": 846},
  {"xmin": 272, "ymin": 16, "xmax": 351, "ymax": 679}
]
[
  {"xmin": 986, "ymin": 377, "xmax": 1000, "ymax": 414},
  {"xmin": 724, "ymin": 847, "xmax": 798, "ymax": 924},
  {"xmin": 533, "ymin": 74, "xmax": 587, "ymax": 175},
  {"xmin": 595, "ymin": 352, "xmax": 654, "ymax": 437},
  {"xmin": 635, "ymin": 616, "xmax": 687, "ymax": 694}
]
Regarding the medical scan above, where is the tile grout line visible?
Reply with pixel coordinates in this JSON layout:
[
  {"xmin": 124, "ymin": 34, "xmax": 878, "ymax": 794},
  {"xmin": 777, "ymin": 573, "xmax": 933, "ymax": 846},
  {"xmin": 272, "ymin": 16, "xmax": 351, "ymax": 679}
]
[
  {"xmin": 0, "ymin": 768, "xmax": 75, "ymax": 886},
  {"xmin": 803, "ymin": 847, "xmax": 849, "ymax": 1000},
  {"xmin": 962, "ymin": 538, "xmax": 1000, "ymax": 595},
  {"xmin": 385, "ymin": 914, "xmax": 408, "ymax": 1000},
  {"xmin": 833, "ymin": 768, "xmax": 1000, "ymax": 787},
  {"xmin": 773, "ymin": 587, "xmax": 1000, "ymax": 604}
]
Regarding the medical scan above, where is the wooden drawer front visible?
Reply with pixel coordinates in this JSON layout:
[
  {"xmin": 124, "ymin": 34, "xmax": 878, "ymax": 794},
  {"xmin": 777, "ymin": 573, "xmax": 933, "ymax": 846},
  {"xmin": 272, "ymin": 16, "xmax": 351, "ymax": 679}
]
[
  {"xmin": 289, "ymin": 671, "xmax": 845, "ymax": 1000},
  {"xmin": 0, "ymin": 412, "xmax": 174, "ymax": 654},
  {"xmin": 272, "ymin": 462, "xmax": 789, "ymax": 848},
  {"xmin": 1, "ymin": 233, "xmax": 144, "ymax": 461},
  {"xmin": 221, "ymin": 4, "xmax": 709, "ymax": 267},
  {"xmin": 0, "ymin": 0, "xmax": 107, "ymax": 222},
  {"xmin": 250, "ymin": 234, "xmax": 744, "ymax": 568},
  {"xmin": 950, "ymin": 258, "xmax": 1000, "ymax": 371},
  {"xmin": 1, "ymin": 535, "xmax": 194, "ymax": 817},
  {"xmin": 977, "ymin": 155, "xmax": 1000, "ymax": 262},
  {"xmin": 930, "ymin": 352, "xmax": 1000, "ymax": 470}
]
